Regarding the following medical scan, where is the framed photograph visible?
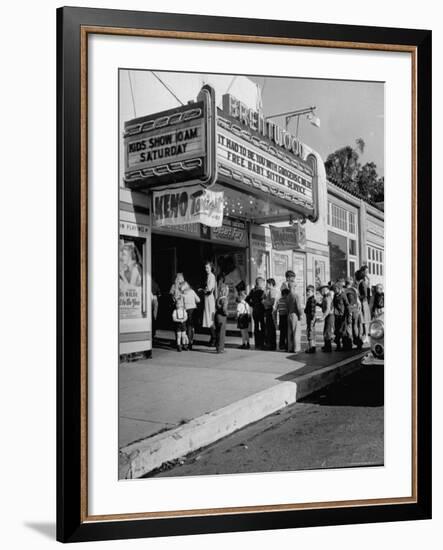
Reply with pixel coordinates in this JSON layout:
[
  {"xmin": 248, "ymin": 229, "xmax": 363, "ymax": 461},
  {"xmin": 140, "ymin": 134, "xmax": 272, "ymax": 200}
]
[{"xmin": 57, "ymin": 6, "xmax": 432, "ymax": 543}]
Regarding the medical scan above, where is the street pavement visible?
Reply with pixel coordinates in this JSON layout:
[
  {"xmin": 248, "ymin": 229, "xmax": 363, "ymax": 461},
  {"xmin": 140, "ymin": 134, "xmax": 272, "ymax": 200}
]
[{"xmin": 150, "ymin": 362, "xmax": 384, "ymax": 477}]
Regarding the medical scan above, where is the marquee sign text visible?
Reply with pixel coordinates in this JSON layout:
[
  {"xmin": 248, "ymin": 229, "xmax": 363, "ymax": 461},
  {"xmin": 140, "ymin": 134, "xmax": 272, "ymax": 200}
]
[{"xmin": 124, "ymin": 86, "xmax": 217, "ymax": 190}]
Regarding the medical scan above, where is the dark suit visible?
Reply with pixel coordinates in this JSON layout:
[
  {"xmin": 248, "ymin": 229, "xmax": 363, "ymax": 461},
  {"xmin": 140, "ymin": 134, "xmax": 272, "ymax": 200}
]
[
  {"xmin": 287, "ymin": 290, "xmax": 302, "ymax": 353},
  {"xmin": 333, "ymin": 291, "xmax": 351, "ymax": 350},
  {"xmin": 246, "ymin": 288, "xmax": 265, "ymax": 349}
]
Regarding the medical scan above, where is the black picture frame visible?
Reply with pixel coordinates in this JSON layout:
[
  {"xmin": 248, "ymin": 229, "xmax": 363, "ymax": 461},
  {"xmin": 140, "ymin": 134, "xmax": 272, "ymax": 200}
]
[{"xmin": 57, "ymin": 6, "xmax": 432, "ymax": 543}]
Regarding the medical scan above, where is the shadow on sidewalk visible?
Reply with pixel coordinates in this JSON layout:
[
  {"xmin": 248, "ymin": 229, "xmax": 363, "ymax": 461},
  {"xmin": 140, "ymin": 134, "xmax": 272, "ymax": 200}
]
[
  {"xmin": 299, "ymin": 364, "xmax": 384, "ymax": 407},
  {"xmin": 277, "ymin": 348, "xmax": 365, "ymax": 379}
]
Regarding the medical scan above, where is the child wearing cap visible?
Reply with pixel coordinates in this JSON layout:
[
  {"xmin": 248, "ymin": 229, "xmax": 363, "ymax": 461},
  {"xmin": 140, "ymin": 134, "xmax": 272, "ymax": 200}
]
[
  {"xmin": 320, "ymin": 285, "xmax": 334, "ymax": 352},
  {"xmin": 304, "ymin": 285, "xmax": 318, "ymax": 353},
  {"xmin": 276, "ymin": 288, "xmax": 290, "ymax": 351},
  {"xmin": 263, "ymin": 278, "xmax": 278, "ymax": 350}
]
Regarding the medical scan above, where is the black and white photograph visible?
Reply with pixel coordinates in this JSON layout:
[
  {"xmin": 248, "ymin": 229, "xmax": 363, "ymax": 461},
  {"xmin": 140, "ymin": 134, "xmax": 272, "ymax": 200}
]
[
  {"xmin": 0, "ymin": 0, "xmax": 437, "ymax": 545},
  {"xmin": 118, "ymin": 69, "xmax": 385, "ymax": 480}
]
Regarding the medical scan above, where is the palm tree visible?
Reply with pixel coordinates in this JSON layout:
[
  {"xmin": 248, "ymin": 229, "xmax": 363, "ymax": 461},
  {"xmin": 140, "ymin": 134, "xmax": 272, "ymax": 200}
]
[{"xmin": 355, "ymin": 138, "xmax": 365, "ymax": 154}]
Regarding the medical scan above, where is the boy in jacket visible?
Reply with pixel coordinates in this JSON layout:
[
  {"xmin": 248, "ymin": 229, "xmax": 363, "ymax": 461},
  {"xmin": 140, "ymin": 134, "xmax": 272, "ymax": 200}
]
[
  {"xmin": 287, "ymin": 281, "xmax": 302, "ymax": 353},
  {"xmin": 344, "ymin": 277, "xmax": 363, "ymax": 349},
  {"xmin": 320, "ymin": 285, "xmax": 334, "ymax": 352},
  {"xmin": 214, "ymin": 284, "xmax": 229, "ymax": 354},
  {"xmin": 304, "ymin": 285, "xmax": 318, "ymax": 353},
  {"xmin": 332, "ymin": 283, "xmax": 351, "ymax": 351},
  {"xmin": 263, "ymin": 278, "xmax": 278, "ymax": 350},
  {"xmin": 246, "ymin": 277, "xmax": 266, "ymax": 349}
]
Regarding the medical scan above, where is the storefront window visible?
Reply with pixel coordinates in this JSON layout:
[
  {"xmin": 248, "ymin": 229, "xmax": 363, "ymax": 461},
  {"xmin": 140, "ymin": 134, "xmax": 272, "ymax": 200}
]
[
  {"xmin": 349, "ymin": 238, "xmax": 357, "ymax": 256},
  {"xmin": 348, "ymin": 211, "xmax": 356, "ymax": 234},
  {"xmin": 349, "ymin": 260, "xmax": 356, "ymax": 277},
  {"xmin": 367, "ymin": 244, "xmax": 384, "ymax": 279},
  {"xmin": 330, "ymin": 203, "xmax": 348, "ymax": 232},
  {"xmin": 328, "ymin": 230, "xmax": 348, "ymax": 282},
  {"xmin": 328, "ymin": 202, "xmax": 358, "ymax": 236},
  {"xmin": 119, "ymin": 236, "xmax": 146, "ymax": 320}
]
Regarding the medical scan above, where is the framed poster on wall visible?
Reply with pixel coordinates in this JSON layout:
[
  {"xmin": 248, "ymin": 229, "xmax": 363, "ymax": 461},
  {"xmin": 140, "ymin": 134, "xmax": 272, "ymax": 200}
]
[
  {"xmin": 293, "ymin": 252, "xmax": 306, "ymax": 303},
  {"xmin": 314, "ymin": 258, "xmax": 327, "ymax": 288},
  {"xmin": 272, "ymin": 251, "xmax": 289, "ymax": 289}
]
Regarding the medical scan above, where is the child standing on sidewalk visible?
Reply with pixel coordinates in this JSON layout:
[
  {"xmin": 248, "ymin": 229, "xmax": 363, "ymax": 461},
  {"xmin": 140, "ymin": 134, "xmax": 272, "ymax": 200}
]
[
  {"xmin": 172, "ymin": 298, "xmax": 188, "ymax": 352},
  {"xmin": 371, "ymin": 283, "xmax": 384, "ymax": 319},
  {"xmin": 287, "ymin": 281, "xmax": 302, "ymax": 353},
  {"xmin": 263, "ymin": 278, "xmax": 278, "ymax": 350},
  {"xmin": 215, "ymin": 284, "xmax": 229, "ymax": 354},
  {"xmin": 246, "ymin": 277, "xmax": 266, "ymax": 349},
  {"xmin": 236, "ymin": 290, "xmax": 250, "ymax": 349},
  {"xmin": 304, "ymin": 285, "xmax": 318, "ymax": 353},
  {"xmin": 181, "ymin": 281, "xmax": 200, "ymax": 350},
  {"xmin": 276, "ymin": 287, "xmax": 290, "ymax": 351},
  {"xmin": 344, "ymin": 277, "xmax": 363, "ymax": 349},
  {"xmin": 332, "ymin": 283, "xmax": 351, "ymax": 351},
  {"xmin": 320, "ymin": 285, "xmax": 334, "ymax": 352}
]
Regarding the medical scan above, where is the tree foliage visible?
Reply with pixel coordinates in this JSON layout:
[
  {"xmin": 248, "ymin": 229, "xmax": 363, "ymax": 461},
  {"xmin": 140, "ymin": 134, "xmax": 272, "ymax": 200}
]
[{"xmin": 325, "ymin": 138, "xmax": 384, "ymax": 203}]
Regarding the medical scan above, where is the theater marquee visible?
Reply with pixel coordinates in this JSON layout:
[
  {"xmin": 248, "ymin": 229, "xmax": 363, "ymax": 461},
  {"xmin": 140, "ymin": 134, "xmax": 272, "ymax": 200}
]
[
  {"xmin": 124, "ymin": 85, "xmax": 217, "ymax": 190},
  {"xmin": 216, "ymin": 94, "xmax": 316, "ymax": 217},
  {"xmin": 123, "ymin": 86, "xmax": 317, "ymax": 220}
]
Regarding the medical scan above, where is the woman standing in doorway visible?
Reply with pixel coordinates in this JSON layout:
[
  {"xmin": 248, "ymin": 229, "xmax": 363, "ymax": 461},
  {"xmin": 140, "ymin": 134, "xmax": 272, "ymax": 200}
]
[{"xmin": 202, "ymin": 261, "xmax": 217, "ymax": 346}]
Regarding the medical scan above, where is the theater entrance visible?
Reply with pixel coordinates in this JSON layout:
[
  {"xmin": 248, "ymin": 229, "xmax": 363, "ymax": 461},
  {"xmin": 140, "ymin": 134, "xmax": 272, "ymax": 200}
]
[{"xmin": 151, "ymin": 230, "xmax": 248, "ymax": 335}]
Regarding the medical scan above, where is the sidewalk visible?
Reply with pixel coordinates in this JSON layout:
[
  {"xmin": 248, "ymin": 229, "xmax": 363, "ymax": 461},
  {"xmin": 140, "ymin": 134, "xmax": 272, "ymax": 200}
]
[{"xmin": 119, "ymin": 332, "xmax": 367, "ymax": 478}]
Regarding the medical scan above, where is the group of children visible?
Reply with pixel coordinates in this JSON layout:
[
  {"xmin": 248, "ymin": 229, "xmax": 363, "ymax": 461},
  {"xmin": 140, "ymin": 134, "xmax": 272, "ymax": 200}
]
[
  {"xmin": 171, "ymin": 274, "xmax": 231, "ymax": 354},
  {"xmin": 171, "ymin": 268, "xmax": 384, "ymax": 355},
  {"xmin": 238, "ymin": 271, "xmax": 304, "ymax": 353},
  {"xmin": 236, "ymin": 269, "xmax": 384, "ymax": 354},
  {"xmin": 318, "ymin": 276, "xmax": 384, "ymax": 353}
]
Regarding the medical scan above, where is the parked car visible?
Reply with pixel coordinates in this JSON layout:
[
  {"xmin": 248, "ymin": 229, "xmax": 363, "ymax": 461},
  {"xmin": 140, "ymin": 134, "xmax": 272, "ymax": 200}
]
[{"xmin": 362, "ymin": 313, "xmax": 384, "ymax": 365}]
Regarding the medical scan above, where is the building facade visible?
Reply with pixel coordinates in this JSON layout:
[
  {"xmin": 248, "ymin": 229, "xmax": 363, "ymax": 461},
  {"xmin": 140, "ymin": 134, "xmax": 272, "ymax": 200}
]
[
  {"xmin": 119, "ymin": 72, "xmax": 384, "ymax": 357},
  {"xmin": 327, "ymin": 181, "xmax": 384, "ymax": 287}
]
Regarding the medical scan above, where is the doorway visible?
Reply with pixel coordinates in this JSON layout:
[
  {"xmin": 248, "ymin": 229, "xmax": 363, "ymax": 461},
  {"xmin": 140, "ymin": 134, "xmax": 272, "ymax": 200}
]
[{"xmin": 151, "ymin": 231, "xmax": 247, "ymax": 332}]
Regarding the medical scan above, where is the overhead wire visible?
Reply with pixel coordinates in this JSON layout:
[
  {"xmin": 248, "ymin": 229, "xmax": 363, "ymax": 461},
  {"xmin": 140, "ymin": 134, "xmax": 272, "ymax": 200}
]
[
  {"xmin": 127, "ymin": 71, "xmax": 137, "ymax": 118},
  {"xmin": 150, "ymin": 71, "xmax": 184, "ymax": 106}
]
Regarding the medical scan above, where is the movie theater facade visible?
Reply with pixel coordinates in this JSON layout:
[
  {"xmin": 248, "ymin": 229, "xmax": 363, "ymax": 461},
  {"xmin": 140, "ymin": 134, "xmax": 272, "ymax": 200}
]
[{"xmin": 119, "ymin": 77, "xmax": 384, "ymax": 356}]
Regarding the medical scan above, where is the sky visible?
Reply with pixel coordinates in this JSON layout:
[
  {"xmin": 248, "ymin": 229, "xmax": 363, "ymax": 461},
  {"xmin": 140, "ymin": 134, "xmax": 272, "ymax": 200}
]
[
  {"xmin": 120, "ymin": 69, "xmax": 384, "ymax": 177},
  {"xmin": 250, "ymin": 75, "xmax": 384, "ymax": 176}
]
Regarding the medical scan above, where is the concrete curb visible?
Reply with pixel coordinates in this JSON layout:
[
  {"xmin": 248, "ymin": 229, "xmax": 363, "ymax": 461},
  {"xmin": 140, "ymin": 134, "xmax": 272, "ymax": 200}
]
[{"xmin": 119, "ymin": 351, "xmax": 367, "ymax": 479}]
